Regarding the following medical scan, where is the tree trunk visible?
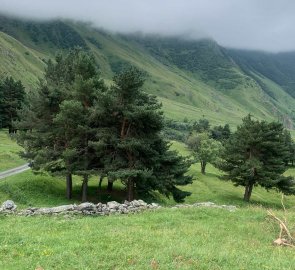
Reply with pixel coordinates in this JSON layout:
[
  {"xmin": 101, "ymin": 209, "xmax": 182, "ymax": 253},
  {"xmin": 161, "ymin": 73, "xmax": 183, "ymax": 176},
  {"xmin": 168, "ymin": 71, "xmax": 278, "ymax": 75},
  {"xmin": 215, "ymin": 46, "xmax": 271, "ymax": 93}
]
[
  {"xmin": 107, "ymin": 180, "xmax": 113, "ymax": 192},
  {"xmin": 81, "ymin": 175, "xmax": 88, "ymax": 202},
  {"xmin": 98, "ymin": 175, "xmax": 103, "ymax": 191},
  {"xmin": 98, "ymin": 175, "xmax": 103, "ymax": 200},
  {"xmin": 201, "ymin": 161, "xmax": 207, "ymax": 174},
  {"xmin": 243, "ymin": 182, "xmax": 254, "ymax": 202},
  {"xmin": 127, "ymin": 178, "xmax": 134, "ymax": 202},
  {"xmin": 66, "ymin": 173, "xmax": 72, "ymax": 199}
]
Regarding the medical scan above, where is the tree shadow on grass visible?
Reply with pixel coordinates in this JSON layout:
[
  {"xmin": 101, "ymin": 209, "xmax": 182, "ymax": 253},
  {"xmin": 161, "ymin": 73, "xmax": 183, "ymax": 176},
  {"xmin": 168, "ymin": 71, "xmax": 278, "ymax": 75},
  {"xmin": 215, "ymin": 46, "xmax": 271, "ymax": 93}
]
[
  {"xmin": 72, "ymin": 185, "xmax": 127, "ymax": 204},
  {"xmin": 197, "ymin": 191, "xmax": 294, "ymax": 210}
]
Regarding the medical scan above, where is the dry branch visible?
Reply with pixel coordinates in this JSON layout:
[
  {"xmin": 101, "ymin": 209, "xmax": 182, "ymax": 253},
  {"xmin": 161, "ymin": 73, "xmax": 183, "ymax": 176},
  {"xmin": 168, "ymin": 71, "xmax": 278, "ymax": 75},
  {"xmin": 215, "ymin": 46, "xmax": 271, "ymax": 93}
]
[{"xmin": 267, "ymin": 195, "xmax": 295, "ymax": 248}]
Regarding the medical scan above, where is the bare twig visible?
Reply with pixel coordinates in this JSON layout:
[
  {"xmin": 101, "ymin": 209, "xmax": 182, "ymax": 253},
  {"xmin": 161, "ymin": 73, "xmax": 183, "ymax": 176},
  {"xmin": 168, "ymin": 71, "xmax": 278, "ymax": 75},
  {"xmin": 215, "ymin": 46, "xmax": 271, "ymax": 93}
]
[
  {"xmin": 267, "ymin": 196, "xmax": 295, "ymax": 248},
  {"xmin": 267, "ymin": 210, "xmax": 294, "ymax": 242}
]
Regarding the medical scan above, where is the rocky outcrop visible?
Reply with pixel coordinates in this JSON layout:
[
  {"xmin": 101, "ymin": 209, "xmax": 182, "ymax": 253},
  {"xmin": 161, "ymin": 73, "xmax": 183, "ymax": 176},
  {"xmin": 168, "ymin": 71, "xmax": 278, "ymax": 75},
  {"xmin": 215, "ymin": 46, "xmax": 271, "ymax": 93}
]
[{"xmin": 0, "ymin": 200, "xmax": 237, "ymax": 217}]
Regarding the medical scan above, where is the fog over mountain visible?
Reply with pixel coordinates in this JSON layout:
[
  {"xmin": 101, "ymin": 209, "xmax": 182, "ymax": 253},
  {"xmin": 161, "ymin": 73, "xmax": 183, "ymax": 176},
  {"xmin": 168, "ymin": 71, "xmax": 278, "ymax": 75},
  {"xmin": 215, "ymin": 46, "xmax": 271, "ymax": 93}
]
[{"xmin": 0, "ymin": 0, "xmax": 295, "ymax": 52}]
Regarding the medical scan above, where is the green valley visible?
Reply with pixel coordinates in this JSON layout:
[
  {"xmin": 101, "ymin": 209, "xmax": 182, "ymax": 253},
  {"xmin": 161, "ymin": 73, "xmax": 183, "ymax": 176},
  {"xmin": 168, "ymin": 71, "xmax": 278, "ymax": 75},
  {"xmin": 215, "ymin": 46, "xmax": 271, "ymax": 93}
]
[
  {"xmin": 0, "ymin": 14, "xmax": 294, "ymax": 128},
  {"xmin": 1, "ymin": 10, "xmax": 295, "ymax": 270}
]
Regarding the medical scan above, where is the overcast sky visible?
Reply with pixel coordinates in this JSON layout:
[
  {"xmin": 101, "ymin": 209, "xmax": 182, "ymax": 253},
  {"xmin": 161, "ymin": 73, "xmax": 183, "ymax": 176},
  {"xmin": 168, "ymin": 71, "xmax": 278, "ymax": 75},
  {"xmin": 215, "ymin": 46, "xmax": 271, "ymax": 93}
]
[{"xmin": 0, "ymin": 0, "xmax": 295, "ymax": 52}]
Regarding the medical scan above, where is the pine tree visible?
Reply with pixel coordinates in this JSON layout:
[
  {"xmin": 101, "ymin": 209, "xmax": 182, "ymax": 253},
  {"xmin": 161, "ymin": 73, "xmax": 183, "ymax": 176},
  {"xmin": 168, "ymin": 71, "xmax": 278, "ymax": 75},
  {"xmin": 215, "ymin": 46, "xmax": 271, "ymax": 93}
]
[
  {"xmin": 0, "ymin": 77, "xmax": 25, "ymax": 132},
  {"xmin": 16, "ymin": 48, "xmax": 106, "ymax": 200},
  {"xmin": 218, "ymin": 115, "xmax": 295, "ymax": 202},
  {"xmin": 103, "ymin": 67, "xmax": 193, "ymax": 201}
]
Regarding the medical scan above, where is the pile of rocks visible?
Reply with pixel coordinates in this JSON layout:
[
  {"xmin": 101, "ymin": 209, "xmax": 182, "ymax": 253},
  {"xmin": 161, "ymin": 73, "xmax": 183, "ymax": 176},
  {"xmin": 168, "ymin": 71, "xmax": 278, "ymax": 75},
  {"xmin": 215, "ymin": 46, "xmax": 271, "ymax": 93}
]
[
  {"xmin": 0, "ymin": 200, "xmax": 160, "ymax": 216},
  {"xmin": 0, "ymin": 200, "xmax": 237, "ymax": 217}
]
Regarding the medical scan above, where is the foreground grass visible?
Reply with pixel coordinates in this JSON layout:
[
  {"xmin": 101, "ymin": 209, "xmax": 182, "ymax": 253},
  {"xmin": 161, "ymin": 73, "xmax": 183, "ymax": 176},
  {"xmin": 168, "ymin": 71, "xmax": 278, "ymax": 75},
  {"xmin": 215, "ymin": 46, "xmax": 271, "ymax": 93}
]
[
  {"xmin": 1, "ymin": 207, "xmax": 295, "ymax": 270},
  {"xmin": 0, "ymin": 131, "xmax": 25, "ymax": 172}
]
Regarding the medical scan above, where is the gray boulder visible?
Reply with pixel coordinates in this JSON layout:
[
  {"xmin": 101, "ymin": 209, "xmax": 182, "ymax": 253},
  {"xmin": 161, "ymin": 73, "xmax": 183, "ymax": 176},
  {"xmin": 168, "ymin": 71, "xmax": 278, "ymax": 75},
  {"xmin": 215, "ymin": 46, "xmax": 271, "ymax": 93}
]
[
  {"xmin": 76, "ymin": 202, "xmax": 96, "ymax": 211},
  {"xmin": 107, "ymin": 201, "xmax": 121, "ymax": 210},
  {"xmin": 1, "ymin": 200, "xmax": 17, "ymax": 211},
  {"xmin": 130, "ymin": 200, "xmax": 141, "ymax": 207}
]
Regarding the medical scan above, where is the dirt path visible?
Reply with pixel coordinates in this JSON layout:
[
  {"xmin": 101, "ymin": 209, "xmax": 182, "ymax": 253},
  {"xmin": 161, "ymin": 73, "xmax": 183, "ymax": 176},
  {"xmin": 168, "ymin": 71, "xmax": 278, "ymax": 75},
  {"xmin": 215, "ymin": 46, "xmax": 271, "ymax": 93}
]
[{"xmin": 0, "ymin": 164, "xmax": 30, "ymax": 180}]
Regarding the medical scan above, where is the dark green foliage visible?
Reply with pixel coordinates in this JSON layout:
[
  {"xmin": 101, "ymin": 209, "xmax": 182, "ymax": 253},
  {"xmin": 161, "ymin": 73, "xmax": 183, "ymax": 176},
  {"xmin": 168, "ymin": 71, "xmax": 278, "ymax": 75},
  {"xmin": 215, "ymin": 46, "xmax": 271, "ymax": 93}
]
[
  {"xmin": 101, "ymin": 67, "xmax": 193, "ymax": 202},
  {"xmin": 211, "ymin": 124, "xmax": 231, "ymax": 142},
  {"xmin": 192, "ymin": 118, "xmax": 210, "ymax": 133},
  {"xmin": 0, "ymin": 77, "xmax": 25, "ymax": 132},
  {"xmin": 16, "ymin": 48, "xmax": 106, "ymax": 200},
  {"xmin": 16, "ymin": 53, "xmax": 192, "ymax": 202},
  {"xmin": 218, "ymin": 115, "xmax": 295, "ymax": 201},
  {"xmin": 148, "ymin": 140, "xmax": 193, "ymax": 202}
]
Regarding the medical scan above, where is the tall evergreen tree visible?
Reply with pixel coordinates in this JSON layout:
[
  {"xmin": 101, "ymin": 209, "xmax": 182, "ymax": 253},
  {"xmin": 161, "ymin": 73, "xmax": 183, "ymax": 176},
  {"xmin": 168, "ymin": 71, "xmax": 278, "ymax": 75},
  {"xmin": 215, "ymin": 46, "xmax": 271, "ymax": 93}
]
[
  {"xmin": 102, "ymin": 67, "xmax": 193, "ymax": 201},
  {"xmin": 0, "ymin": 77, "xmax": 25, "ymax": 132},
  {"xmin": 16, "ymin": 48, "xmax": 106, "ymax": 200},
  {"xmin": 218, "ymin": 115, "xmax": 295, "ymax": 202}
]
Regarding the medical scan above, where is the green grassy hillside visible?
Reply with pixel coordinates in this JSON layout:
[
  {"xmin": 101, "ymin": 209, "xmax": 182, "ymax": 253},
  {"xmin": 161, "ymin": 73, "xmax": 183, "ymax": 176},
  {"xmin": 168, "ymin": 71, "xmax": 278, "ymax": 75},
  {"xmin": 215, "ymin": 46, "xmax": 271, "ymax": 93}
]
[
  {"xmin": 228, "ymin": 49, "xmax": 295, "ymax": 98},
  {"xmin": 0, "ymin": 32, "xmax": 45, "ymax": 89},
  {"xmin": 0, "ymin": 131, "xmax": 25, "ymax": 172},
  {"xmin": 0, "ymin": 14, "xmax": 295, "ymax": 128}
]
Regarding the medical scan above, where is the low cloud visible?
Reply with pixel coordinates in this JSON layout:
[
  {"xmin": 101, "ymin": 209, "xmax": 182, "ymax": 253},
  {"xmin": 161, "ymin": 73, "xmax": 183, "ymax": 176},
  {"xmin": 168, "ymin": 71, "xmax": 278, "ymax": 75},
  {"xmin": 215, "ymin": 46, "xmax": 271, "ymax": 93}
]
[{"xmin": 1, "ymin": 0, "xmax": 295, "ymax": 52}]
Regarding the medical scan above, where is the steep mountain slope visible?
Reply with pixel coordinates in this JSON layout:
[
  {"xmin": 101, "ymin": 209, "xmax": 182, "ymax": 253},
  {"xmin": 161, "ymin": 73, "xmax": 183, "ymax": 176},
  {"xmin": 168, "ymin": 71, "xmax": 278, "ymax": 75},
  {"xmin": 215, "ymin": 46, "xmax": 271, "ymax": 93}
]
[
  {"xmin": 0, "ymin": 14, "xmax": 294, "ymax": 128},
  {"xmin": 0, "ymin": 31, "xmax": 45, "ymax": 89},
  {"xmin": 228, "ymin": 49, "xmax": 295, "ymax": 98}
]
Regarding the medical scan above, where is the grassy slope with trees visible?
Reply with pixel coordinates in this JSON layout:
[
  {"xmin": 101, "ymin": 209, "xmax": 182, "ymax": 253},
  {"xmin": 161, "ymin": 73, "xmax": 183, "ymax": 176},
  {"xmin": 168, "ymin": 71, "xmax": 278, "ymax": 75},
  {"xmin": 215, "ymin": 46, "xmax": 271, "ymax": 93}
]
[{"xmin": 0, "ymin": 133, "xmax": 295, "ymax": 269}]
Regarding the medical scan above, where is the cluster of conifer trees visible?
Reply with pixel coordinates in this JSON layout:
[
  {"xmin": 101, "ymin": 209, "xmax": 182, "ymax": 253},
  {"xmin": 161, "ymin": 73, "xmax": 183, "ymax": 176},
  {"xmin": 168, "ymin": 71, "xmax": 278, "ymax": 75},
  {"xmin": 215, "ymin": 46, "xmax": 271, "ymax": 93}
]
[{"xmin": 16, "ymin": 49, "xmax": 193, "ymax": 202}]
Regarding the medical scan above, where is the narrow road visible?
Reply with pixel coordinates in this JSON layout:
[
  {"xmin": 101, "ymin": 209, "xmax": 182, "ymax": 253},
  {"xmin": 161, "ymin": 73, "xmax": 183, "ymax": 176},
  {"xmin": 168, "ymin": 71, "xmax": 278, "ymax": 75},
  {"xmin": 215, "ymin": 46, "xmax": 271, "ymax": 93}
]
[{"xmin": 0, "ymin": 164, "xmax": 30, "ymax": 180}]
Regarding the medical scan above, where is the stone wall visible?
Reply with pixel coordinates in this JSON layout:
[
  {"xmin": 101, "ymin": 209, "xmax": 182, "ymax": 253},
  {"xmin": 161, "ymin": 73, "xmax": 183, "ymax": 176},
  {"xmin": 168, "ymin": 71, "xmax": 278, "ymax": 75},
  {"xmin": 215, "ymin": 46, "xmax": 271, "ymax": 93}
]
[{"xmin": 0, "ymin": 200, "xmax": 237, "ymax": 217}]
